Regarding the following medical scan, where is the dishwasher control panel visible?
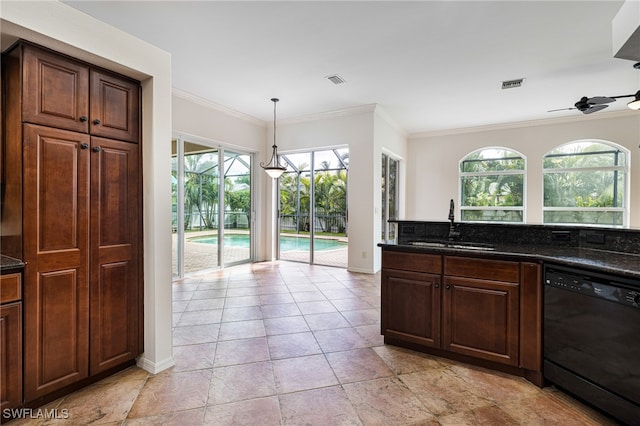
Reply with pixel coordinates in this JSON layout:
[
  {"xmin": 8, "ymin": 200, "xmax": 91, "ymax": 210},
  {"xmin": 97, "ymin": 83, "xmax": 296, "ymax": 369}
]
[{"xmin": 545, "ymin": 267, "xmax": 640, "ymax": 308}]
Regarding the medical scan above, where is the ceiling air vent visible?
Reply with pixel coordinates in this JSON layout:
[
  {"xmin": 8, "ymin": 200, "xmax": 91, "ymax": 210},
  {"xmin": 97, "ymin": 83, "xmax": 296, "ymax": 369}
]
[
  {"xmin": 502, "ymin": 78, "xmax": 524, "ymax": 90},
  {"xmin": 326, "ymin": 74, "xmax": 346, "ymax": 85}
]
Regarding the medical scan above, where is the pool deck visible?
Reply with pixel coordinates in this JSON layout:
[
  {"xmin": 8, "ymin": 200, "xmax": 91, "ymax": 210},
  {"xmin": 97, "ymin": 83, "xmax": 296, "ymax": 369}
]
[{"xmin": 173, "ymin": 230, "xmax": 348, "ymax": 275}]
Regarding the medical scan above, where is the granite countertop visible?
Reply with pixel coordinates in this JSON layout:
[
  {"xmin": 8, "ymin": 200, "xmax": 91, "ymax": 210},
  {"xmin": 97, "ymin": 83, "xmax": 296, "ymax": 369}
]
[
  {"xmin": 379, "ymin": 242, "xmax": 640, "ymax": 280},
  {"xmin": 0, "ymin": 255, "xmax": 25, "ymax": 273}
]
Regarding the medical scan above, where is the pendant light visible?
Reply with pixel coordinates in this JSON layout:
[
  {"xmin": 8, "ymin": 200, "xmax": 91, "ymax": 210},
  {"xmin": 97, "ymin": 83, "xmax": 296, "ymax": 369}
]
[{"xmin": 261, "ymin": 98, "xmax": 287, "ymax": 178}]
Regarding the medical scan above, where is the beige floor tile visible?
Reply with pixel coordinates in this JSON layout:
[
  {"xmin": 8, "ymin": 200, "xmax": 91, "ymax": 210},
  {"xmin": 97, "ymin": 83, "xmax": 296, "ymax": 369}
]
[
  {"xmin": 343, "ymin": 376, "xmax": 436, "ymax": 425},
  {"xmin": 297, "ymin": 300, "xmax": 337, "ymax": 315},
  {"xmin": 304, "ymin": 312, "xmax": 351, "ymax": 331},
  {"xmin": 279, "ymin": 386, "xmax": 362, "ymax": 425},
  {"xmin": 220, "ymin": 306, "xmax": 263, "ymax": 322},
  {"xmin": 438, "ymin": 405, "xmax": 520, "ymax": 425},
  {"xmin": 125, "ymin": 408, "xmax": 206, "ymax": 425},
  {"xmin": 127, "ymin": 370, "xmax": 211, "ymax": 418},
  {"xmin": 267, "ymin": 332, "xmax": 322, "ymax": 359},
  {"xmin": 213, "ymin": 337, "xmax": 270, "ymax": 367},
  {"xmin": 261, "ymin": 302, "xmax": 302, "ymax": 318},
  {"xmin": 273, "ymin": 354, "xmax": 338, "ymax": 393},
  {"xmin": 400, "ymin": 368, "xmax": 494, "ymax": 416},
  {"xmin": 173, "ymin": 323, "xmax": 220, "ymax": 346},
  {"xmin": 209, "ymin": 361, "xmax": 276, "ymax": 405},
  {"xmin": 325, "ymin": 348, "xmax": 394, "ymax": 384},
  {"xmin": 204, "ymin": 396, "xmax": 282, "ymax": 426},
  {"xmin": 499, "ymin": 393, "xmax": 608, "ymax": 426},
  {"xmin": 372, "ymin": 345, "xmax": 450, "ymax": 375},
  {"xmin": 264, "ymin": 316, "xmax": 310, "ymax": 335},
  {"xmin": 176, "ymin": 309, "xmax": 222, "ymax": 327},
  {"xmin": 217, "ymin": 319, "xmax": 265, "ymax": 341},
  {"xmin": 172, "ymin": 342, "xmax": 216, "ymax": 372},
  {"xmin": 448, "ymin": 363, "xmax": 541, "ymax": 403},
  {"xmin": 313, "ymin": 327, "xmax": 369, "ymax": 353},
  {"xmin": 340, "ymin": 308, "xmax": 380, "ymax": 327}
]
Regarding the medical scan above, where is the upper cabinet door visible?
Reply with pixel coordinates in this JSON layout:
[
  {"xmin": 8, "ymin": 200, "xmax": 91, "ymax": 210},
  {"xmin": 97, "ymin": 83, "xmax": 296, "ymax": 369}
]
[
  {"xmin": 22, "ymin": 45, "xmax": 90, "ymax": 133},
  {"xmin": 90, "ymin": 70, "xmax": 140, "ymax": 143}
]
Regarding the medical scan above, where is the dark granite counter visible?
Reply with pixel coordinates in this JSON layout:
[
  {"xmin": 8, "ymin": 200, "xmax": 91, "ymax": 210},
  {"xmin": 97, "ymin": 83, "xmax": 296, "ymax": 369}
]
[
  {"xmin": 0, "ymin": 255, "xmax": 25, "ymax": 274},
  {"xmin": 379, "ymin": 242, "xmax": 640, "ymax": 280},
  {"xmin": 381, "ymin": 221, "xmax": 640, "ymax": 280}
]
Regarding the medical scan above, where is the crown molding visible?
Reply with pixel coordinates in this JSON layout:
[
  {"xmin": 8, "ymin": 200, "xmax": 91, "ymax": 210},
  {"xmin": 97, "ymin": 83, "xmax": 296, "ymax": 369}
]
[
  {"xmin": 408, "ymin": 109, "xmax": 639, "ymax": 139},
  {"xmin": 278, "ymin": 104, "xmax": 377, "ymax": 126},
  {"xmin": 172, "ymin": 88, "xmax": 266, "ymax": 127}
]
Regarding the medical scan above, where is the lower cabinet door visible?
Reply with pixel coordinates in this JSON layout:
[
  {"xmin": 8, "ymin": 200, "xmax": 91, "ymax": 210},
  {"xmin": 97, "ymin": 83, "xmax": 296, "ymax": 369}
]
[
  {"xmin": 382, "ymin": 269, "xmax": 441, "ymax": 348},
  {"xmin": 1, "ymin": 302, "xmax": 23, "ymax": 410},
  {"xmin": 442, "ymin": 276, "xmax": 519, "ymax": 366}
]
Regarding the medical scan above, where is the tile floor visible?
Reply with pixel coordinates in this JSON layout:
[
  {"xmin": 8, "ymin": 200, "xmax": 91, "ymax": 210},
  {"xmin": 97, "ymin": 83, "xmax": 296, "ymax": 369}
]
[{"xmin": 8, "ymin": 261, "xmax": 620, "ymax": 425}]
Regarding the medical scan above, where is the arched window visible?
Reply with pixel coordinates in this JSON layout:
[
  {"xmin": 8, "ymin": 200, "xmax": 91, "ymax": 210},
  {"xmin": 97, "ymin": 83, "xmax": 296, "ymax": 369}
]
[
  {"xmin": 543, "ymin": 140, "xmax": 628, "ymax": 226},
  {"xmin": 459, "ymin": 147, "xmax": 525, "ymax": 223}
]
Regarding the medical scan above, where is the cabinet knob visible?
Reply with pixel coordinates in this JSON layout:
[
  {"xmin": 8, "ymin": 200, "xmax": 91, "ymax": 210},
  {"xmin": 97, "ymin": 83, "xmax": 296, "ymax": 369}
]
[
  {"xmin": 435, "ymin": 284, "xmax": 439, "ymax": 288},
  {"xmin": 445, "ymin": 285, "xmax": 451, "ymax": 289},
  {"xmin": 80, "ymin": 143, "xmax": 89, "ymax": 149},
  {"xmin": 92, "ymin": 146, "xmax": 101, "ymax": 153},
  {"xmin": 93, "ymin": 119, "xmax": 101, "ymax": 125},
  {"xmin": 80, "ymin": 116, "xmax": 88, "ymax": 122}
]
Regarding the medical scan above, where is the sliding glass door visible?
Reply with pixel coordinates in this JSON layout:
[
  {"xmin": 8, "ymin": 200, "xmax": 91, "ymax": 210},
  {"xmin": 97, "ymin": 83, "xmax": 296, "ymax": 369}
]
[
  {"xmin": 278, "ymin": 148, "xmax": 348, "ymax": 268},
  {"xmin": 172, "ymin": 136, "xmax": 253, "ymax": 277}
]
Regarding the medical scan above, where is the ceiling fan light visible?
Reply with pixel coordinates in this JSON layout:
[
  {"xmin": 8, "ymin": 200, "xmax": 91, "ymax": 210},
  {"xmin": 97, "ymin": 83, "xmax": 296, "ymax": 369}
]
[{"xmin": 627, "ymin": 98, "xmax": 640, "ymax": 110}]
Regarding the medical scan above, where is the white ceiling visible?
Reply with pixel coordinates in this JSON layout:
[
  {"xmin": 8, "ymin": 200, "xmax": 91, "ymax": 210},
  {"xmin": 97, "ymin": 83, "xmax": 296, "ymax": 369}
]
[{"xmin": 62, "ymin": 0, "xmax": 639, "ymax": 134}]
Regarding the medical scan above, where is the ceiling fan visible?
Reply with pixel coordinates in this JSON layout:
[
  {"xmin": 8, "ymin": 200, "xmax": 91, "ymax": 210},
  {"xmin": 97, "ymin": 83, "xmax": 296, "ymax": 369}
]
[
  {"xmin": 548, "ymin": 91, "xmax": 640, "ymax": 114},
  {"xmin": 548, "ymin": 62, "xmax": 640, "ymax": 114}
]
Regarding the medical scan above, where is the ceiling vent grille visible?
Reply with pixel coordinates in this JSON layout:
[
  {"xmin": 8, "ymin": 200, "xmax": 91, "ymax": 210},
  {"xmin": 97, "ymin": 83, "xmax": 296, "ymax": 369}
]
[
  {"xmin": 502, "ymin": 78, "xmax": 524, "ymax": 89},
  {"xmin": 326, "ymin": 74, "xmax": 346, "ymax": 85}
]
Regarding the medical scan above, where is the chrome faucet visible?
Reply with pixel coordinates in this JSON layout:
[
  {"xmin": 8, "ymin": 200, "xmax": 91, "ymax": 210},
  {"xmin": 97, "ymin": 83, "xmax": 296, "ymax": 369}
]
[{"xmin": 448, "ymin": 199, "xmax": 460, "ymax": 241}]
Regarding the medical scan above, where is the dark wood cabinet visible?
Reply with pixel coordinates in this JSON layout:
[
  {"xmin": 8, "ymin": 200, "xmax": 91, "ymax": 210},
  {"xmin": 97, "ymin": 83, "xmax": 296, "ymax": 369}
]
[
  {"xmin": 22, "ymin": 124, "xmax": 91, "ymax": 400},
  {"xmin": 90, "ymin": 71, "xmax": 140, "ymax": 143},
  {"xmin": 21, "ymin": 45, "xmax": 90, "ymax": 133},
  {"xmin": 381, "ymin": 249, "xmax": 542, "ymax": 383},
  {"xmin": 1, "ymin": 41, "xmax": 142, "ymax": 406},
  {"xmin": 1, "ymin": 273, "xmax": 23, "ymax": 412},
  {"xmin": 382, "ymin": 269, "xmax": 441, "ymax": 348},
  {"xmin": 443, "ymin": 256, "xmax": 520, "ymax": 366},
  {"xmin": 90, "ymin": 137, "xmax": 141, "ymax": 374},
  {"xmin": 442, "ymin": 276, "xmax": 519, "ymax": 366}
]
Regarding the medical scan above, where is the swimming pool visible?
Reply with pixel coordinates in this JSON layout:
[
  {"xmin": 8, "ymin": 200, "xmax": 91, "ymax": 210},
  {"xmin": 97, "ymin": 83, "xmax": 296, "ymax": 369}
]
[{"xmin": 190, "ymin": 234, "xmax": 347, "ymax": 251}]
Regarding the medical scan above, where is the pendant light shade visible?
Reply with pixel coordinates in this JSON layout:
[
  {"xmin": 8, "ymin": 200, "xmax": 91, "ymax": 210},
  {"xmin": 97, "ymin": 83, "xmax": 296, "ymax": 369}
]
[{"xmin": 261, "ymin": 98, "xmax": 287, "ymax": 179}]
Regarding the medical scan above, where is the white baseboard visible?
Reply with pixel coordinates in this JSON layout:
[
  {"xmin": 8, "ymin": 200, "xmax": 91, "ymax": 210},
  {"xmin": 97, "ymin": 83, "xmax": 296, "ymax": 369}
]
[{"xmin": 137, "ymin": 354, "xmax": 176, "ymax": 374}]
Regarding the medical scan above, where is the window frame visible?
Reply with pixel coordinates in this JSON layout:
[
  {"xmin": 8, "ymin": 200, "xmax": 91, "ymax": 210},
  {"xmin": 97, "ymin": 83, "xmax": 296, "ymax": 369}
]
[
  {"xmin": 458, "ymin": 146, "xmax": 526, "ymax": 224},
  {"xmin": 542, "ymin": 139, "xmax": 629, "ymax": 227}
]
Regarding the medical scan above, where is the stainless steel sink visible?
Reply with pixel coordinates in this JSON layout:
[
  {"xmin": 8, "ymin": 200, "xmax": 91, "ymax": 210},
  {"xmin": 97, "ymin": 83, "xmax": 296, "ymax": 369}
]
[{"xmin": 409, "ymin": 240, "xmax": 495, "ymax": 251}]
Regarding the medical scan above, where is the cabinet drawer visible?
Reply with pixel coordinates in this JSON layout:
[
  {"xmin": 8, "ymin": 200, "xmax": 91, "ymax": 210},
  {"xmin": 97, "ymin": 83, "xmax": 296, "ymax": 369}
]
[
  {"xmin": 444, "ymin": 256, "xmax": 519, "ymax": 283},
  {"xmin": 382, "ymin": 251, "xmax": 442, "ymax": 274},
  {"xmin": 0, "ymin": 273, "xmax": 22, "ymax": 304}
]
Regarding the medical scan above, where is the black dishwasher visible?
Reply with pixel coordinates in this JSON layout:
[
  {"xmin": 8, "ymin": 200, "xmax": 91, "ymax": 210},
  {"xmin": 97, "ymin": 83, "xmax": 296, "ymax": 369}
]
[{"xmin": 544, "ymin": 264, "xmax": 640, "ymax": 425}]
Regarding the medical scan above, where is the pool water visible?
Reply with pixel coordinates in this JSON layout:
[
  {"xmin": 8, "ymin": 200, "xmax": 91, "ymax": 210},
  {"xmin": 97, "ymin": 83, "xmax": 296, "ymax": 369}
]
[{"xmin": 190, "ymin": 234, "xmax": 346, "ymax": 251}]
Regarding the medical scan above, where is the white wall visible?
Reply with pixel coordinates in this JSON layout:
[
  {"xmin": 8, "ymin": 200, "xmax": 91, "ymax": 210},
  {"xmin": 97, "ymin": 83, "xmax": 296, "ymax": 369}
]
[
  {"xmin": 1, "ymin": 2, "xmax": 175, "ymax": 373},
  {"xmin": 407, "ymin": 112, "xmax": 640, "ymax": 227},
  {"xmin": 374, "ymin": 108, "xmax": 408, "ymax": 267}
]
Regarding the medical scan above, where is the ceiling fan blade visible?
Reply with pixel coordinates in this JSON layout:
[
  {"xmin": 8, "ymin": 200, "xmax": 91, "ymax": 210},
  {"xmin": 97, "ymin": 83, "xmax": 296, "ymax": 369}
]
[
  {"xmin": 587, "ymin": 96, "xmax": 615, "ymax": 105},
  {"xmin": 582, "ymin": 104, "xmax": 608, "ymax": 114},
  {"xmin": 547, "ymin": 107, "xmax": 576, "ymax": 113}
]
